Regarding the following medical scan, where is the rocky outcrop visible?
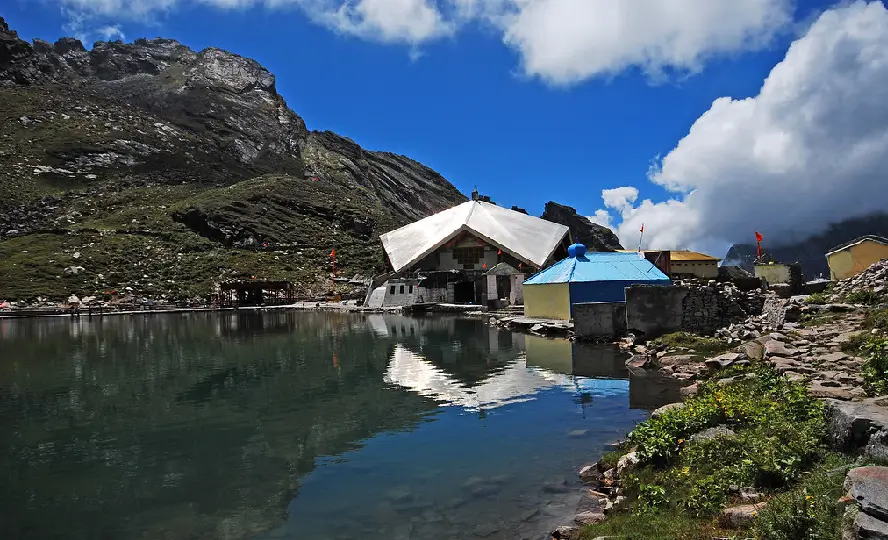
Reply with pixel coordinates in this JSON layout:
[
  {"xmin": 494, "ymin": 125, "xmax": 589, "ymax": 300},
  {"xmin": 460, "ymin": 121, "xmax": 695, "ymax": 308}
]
[
  {"xmin": 541, "ymin": 202, "xmax": 623, "ymax": 251},
  {"xmin": 843, "ymin": 467, "xmax": 888, "ymax": 540}
]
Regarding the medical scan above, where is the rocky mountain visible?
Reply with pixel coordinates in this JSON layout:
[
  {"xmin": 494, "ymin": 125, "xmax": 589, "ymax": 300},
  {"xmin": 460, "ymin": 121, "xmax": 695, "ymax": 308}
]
[
  {"xmin": 722, "ymin": 213, "xmax": 888, "ymax": 279},
  {"xmin": 541, "ymin": 201, "xmax": 624, "ymax": 251},
  {"xmin": 0, "ymin": 17, "xmax": 466, "ymax": 301}
]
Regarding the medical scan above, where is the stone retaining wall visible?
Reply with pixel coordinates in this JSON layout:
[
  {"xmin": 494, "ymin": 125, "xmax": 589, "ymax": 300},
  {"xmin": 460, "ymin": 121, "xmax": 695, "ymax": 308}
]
[
  {"xmin": 625, "ymin": 281, "xmax": 765, "ymax": 338},
  {"xmin": 574, "ymin": 302, "xmax": 626, "ymax": 340}
]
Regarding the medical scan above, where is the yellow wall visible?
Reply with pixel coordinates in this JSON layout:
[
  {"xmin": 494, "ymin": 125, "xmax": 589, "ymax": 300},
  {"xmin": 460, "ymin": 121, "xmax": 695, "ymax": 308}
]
[
  {"xmin": 523, "ymin": 283, "xmax": 571, "ymax": 320},
  {"xmin": 671, "ymin": 260, "xmax": 719, "ymax": 279},
  {"xmin": 755, "ymin": 264, "xmax": 791, "ymax": 285},
  {"xmin": 828, "ymin": 241, "xmax": 888, "ymax": 280}
]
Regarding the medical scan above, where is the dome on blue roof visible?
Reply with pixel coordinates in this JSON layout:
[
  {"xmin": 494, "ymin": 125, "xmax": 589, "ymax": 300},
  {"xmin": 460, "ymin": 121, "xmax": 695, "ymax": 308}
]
[{"xmin": 567, "ymin": 244, "xmax": 587, "ymax": 258}]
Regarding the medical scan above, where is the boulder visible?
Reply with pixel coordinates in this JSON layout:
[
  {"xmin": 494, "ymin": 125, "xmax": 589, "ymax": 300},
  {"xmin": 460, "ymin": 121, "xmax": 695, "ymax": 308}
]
[
  {"xmin": 720, "ymin": 503, "xmax": 765, "ymax": 529},
  {"xmin": 680, "ymin": 383, "xmax": 699, "ymax": 397},
  {"xmin": 659, "ymin": 354, "xmax": 698, "ymax": 367},
  {"xmin": 845, "ymin": 467, "xmax": 888, "ymax": 522},
  {"xmin": 853, "ymin": 509, "xmax": 888, "ymax": 540},
  {"xmin": 551, "ymin": 525, "xmax": 581, "ymax": 540},
  {"xmin": 616, "ymin": 451, "xmax": 639, "ymax": 476},
  {"xmin": 578, "ymin": 464, "xmax": 603, "ymax": 484},
  {"xmin": 826, "ymin": 399, "xmax": 888, "ymax": 459},
  {"xmin": 574, "ymin": 489, "xmax": 606, "ymax": 525},
  {"xmin": 741, "ymin": 340, "xmax": 765, "ymax": 360},
  {"xmin": 651, "ymin": 402, "xmax": 685, "ymax": 418},
  {"xmin": 691, "ymin": 425, "xmax": 735, "ymax": 442}
]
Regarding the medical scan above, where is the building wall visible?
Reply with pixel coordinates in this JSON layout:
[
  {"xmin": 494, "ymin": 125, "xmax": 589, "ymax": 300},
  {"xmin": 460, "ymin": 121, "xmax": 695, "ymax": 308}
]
[
  {"xmin": 510, "ymin": 274, "xmax": 525, "ymax": 305},
  {"xmin": 524, "ymin": 283, "xmax": 571, "ymax": 320},
  {"xmin": 828, "ymin": 241, "xmax": 888, "ymax": 280},
  {"xmin": 671, "ymin": 260, "xmax": 719, "ymax": 279},
  {"xmin": 755, "ymin": 264, "xmax": 792, "ymax": 285},
  {"xmin": 381, "ymin": 279, "xmax": 422, "ymax": 307},
  {"xmin": 574, "ymin": 302, "xmax": 627, "ymax": 340}
]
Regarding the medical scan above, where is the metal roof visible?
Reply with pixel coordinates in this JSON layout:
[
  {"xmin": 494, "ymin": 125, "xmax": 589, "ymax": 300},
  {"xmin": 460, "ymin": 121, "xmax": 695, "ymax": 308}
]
[
  {"xmin": 524, "ymin": 251, "xmax": 672, "ymax": 285},
  {"xmin": 825, "ymin": 235, "xmax": 888, "ymax": 257},
  {"xmin": 380, "ymin": 201, "xmax": 570, "ymax": 273},
  {"xmin": 617, "ymin": 249, "xmax": 721, "ymax": 261},
  {"xmin": 670, "ymin": 250, "xmax": 722, "ymax": 262}
]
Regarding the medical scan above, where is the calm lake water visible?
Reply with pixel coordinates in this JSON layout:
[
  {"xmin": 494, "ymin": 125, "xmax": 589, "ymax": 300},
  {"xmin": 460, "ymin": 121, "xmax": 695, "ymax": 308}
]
[{"xmin": 0, "ymin": 312, "xmax": 680, "ymax": 540}]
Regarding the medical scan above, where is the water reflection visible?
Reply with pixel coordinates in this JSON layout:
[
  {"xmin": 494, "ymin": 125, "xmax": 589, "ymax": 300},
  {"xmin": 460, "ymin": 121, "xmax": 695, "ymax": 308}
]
[{"xmin": 0, "ymin": 312, "xmax": 676, "ymax": 540}]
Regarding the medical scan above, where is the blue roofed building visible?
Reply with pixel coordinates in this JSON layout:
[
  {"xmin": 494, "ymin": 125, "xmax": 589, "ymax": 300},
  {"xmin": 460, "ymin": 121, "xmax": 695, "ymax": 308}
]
[{"xmin": 523, "ymin": 244, "xmax": 672, "ymax": 320}]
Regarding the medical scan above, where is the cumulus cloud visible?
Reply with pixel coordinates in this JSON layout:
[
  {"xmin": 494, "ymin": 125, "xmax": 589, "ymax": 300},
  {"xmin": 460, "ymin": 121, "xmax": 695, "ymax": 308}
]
[
  {"xmin": 498, "ymin": 0, "xmax": 793, "ymax": 84},
  {"xmin": 601, "ymin": 1, "xmax": 888, "ymax": 256},
  {"xmin": 47, "ymin": 0, "xmax": 795, "ymax": 79},
  {"xmin": 587, "ymin": 209, "xmax": 613, "ymax": 229},
  {"xmin": 96, "ymin": 24, "xmax": 125, "ymax": 40}
]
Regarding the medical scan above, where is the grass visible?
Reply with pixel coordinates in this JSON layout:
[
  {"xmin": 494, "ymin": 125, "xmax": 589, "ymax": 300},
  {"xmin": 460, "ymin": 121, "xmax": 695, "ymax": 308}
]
[
  {"xmin": 650, "ymin": 332, "xmax": 732, "ymax": 357},
  {"xmin": 584, "ymin": 364, "xmax": 833, "ymax": 539},
  {"xmin": 580, "ymin": 509, "xmax": 738, "ymax": 540},
  {"xmin": 863, "ymin": 307, "xmax": 888, "ymax": 331},
  {"xmin": 844, "ymin": 290, "xmax": 885, "ymax": 306},
  {"xmin": 753, "ymin": 453, "xmax": 856, "ymax": 540}
]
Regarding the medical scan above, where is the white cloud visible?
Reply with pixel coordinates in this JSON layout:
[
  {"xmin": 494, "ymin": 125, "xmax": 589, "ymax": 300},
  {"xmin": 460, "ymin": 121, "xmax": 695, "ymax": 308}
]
[
  {"xmin": 498, "ymin": 0, "xmax": 794, "ymax": 84},
  {"xmin": 604, "ymin": 1, "xmax": 888, "ymax": 256},
  {"xmin": 601, "ymin": 186, "xmax": 639, "ymax": 212},
  {"xmin": 587, "ymin": 209, "xmax": 613, "ymax": 229},
  {"xmin": 309, "ymin": 0, "xmax": 454, "ymax": 44},
  {"xmin": 96, "ymin": 24, "xmax": 125, "ymax": 40},
  {"xmin": 48, "ymin": 0, "xmax": 795, "ymax": 79}
]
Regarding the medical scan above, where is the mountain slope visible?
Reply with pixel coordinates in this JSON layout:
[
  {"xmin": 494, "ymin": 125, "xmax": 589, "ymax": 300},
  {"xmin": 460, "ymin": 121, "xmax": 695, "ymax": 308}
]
[
  {"xmin": 723, "ymin": 213, "xmax": 888, "ymax": 278},
  {"xmin": 0, "ymin": 18, "xmax": 466, "ymax": 301}
]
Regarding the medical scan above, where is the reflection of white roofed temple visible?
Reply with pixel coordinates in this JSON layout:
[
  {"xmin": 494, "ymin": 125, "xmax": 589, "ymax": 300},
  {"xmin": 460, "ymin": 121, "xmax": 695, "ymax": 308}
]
[{"xmin": 383, "ymin": 344, "xmax": 628, "ymax": 412}]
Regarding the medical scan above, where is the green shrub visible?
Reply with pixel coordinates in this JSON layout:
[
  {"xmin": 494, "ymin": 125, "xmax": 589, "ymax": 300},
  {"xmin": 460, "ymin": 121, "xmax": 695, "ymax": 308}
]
[
  {"xmin": 650, "ymin": 332, "xmax": 731, "ymax": 356},
  {"xmin": 845, "ymin": 290, "xmax": 883, "ymax": 305},
  {"xmin": 604, "ymin": 365, "xmax": 828, "ymax": 527},
  {"xmin": 863, "ymin": 308, "xmax": 888, "ymax": 331},
  {"xmin": 861, "ymin": 336, "xmax": 888, "ymax": 395},
  {"xmin": 753, "ymin": 454, "xmax": 855, "ymax": 540},
  {"xmin": 806, "ymin": 292, "xmax": 829, "ymax": 305}
]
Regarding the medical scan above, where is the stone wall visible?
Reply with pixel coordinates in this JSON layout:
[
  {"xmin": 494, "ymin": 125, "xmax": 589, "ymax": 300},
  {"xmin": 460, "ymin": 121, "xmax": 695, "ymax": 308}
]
[
  {"xmin": 574, "ymin": 302, "xmax": 626, "ymax": 340},
  {"xmin": 626, "ymin": 281, "xmax": 766, "ymax": 338}
]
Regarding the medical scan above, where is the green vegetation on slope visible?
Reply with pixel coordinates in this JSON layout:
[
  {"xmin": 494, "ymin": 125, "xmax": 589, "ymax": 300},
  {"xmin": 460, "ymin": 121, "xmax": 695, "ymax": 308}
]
[{"xmin": 583, "ymin": 365, "xmax": 842, "ymax": 540}]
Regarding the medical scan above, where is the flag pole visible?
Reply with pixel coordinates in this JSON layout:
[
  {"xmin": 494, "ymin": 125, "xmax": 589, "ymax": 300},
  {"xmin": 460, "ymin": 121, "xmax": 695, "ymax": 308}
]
[{"xmin": 637, "ymin": 223, "xmax": 645, "ymax": 252}]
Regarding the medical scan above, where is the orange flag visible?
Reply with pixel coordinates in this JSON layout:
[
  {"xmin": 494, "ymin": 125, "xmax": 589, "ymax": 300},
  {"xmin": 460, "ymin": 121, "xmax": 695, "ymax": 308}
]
[{"xmin": 330, "ymin": 249, "xmax": 336, "ymax": 258}]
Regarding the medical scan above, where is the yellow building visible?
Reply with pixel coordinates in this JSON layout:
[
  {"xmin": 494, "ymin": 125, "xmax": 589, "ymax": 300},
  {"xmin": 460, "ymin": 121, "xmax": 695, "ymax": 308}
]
[
  {"xmin": 669, "ymin": 251, "xmax": 721, "ymax": 279},
  {"xmin": 754, "ymin": 262, "xmax": 792, "ymax": 285},
  {"xmin": 826, "ymin": 236, "xmax": 888, "ymax": 280}
]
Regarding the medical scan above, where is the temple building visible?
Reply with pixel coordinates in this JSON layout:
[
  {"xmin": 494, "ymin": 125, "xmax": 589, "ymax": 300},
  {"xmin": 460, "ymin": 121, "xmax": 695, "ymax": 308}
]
[{"xmin": 367, "ymin": 197, "xmax": 571, "ymax": 308}]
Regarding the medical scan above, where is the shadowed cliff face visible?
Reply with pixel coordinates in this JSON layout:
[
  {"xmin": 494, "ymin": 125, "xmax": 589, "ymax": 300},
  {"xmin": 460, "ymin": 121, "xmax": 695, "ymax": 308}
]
[
  {"xmin": 0, "ymin": 17, "xmax": 466, "ymax": 300},
  {"xmin": 541, "ymin": 201, "xmax": 624, "ymax": 252}
]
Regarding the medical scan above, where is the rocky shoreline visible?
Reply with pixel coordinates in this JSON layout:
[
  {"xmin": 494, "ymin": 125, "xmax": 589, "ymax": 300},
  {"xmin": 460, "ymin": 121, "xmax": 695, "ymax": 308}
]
[{"xmin": 547, "ymin": 259, "xmax": 888, "ymax": 540}]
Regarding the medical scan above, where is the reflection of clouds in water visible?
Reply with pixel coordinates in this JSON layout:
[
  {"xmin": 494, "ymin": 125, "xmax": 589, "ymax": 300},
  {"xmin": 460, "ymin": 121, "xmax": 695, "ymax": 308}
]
[{"xmin": 384, "ymin": 345, "xmax": 627, "ymax": 411}]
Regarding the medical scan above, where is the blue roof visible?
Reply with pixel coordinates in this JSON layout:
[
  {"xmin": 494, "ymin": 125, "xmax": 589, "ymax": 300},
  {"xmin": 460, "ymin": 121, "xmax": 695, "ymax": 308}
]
[{"xmin": 524, "ymin": 251, "xmax": 671, "ymax": 285}]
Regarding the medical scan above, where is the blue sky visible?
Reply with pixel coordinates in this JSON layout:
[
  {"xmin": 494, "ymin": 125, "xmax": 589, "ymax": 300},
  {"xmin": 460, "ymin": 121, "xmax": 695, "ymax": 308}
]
[{"xmin": 4, "ymin": 0, "xmax": 888, "ymax": 254}]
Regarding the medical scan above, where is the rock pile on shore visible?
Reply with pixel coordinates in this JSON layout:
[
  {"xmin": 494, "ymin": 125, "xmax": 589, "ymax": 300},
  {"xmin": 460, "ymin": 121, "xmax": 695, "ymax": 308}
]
[{"xmin": 829, "ymin": 259, "xmax": 888, "ymax": 301}]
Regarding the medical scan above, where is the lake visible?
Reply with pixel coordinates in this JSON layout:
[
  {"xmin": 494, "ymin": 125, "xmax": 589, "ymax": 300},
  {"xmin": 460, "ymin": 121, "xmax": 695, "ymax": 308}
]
[{"xmin": 0, "ymin": 311, "xmax": 680, "ymax": 540}]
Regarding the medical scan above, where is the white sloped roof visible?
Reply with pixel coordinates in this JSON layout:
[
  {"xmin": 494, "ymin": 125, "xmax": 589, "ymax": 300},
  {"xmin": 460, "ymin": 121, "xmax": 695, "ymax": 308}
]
[{"xmin": 380, "ymin": 201, "xmax": 570, "ymax": 273}]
